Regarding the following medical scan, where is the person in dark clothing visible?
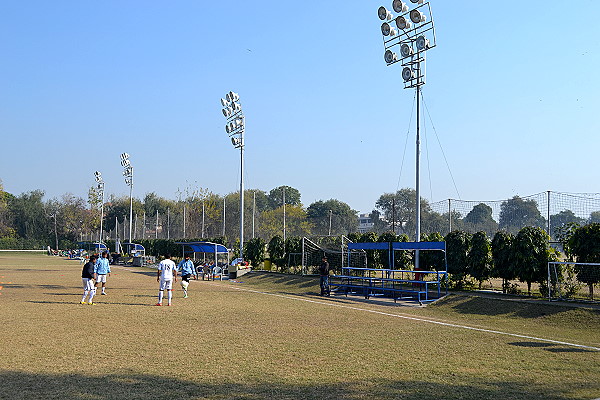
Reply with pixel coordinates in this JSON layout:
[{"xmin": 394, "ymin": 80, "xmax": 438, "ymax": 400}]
[
  {"xmin": 318, "ymin": 256, "xmax": 330, "ymax": 296},
  {"xmin": 80, "ymin": 255, "xmax": 98, "ymax": 304}
]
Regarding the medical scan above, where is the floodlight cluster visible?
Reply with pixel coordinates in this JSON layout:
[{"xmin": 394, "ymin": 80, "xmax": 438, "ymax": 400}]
[
  {"xmin": 378, "ymin": 0, "xmax": 436, "ymax": 86},
  {"xmin": 220, "ymin": 91, "xmax": 244, "ymax": 149},
  {"xmin": 120, "ymin": 153, "xmax": 133, "ymax": 186},
  {"xmin": 94, "ymin": 171, "xmax": 105, "ymax": 190}
]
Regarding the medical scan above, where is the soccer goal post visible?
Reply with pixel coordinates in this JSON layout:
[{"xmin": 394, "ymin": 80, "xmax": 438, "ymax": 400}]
[{"xmin": 547, "ymin": 261, "xmax": 600, "ymax": 301}]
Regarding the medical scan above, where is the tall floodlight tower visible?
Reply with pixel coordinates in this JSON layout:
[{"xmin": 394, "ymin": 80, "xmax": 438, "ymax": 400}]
[
  {"xmin": 378, "ymin": 0, "xmax": 436, "ymax": 268},
  {"xmin": 220, "ymin": 91, "xmax": 245, "ymax": 261},
  {"xmin": 94, "ymin": 171, "xmax": 105, "ymax": 244},
  {"xmin": 120, "ymin": 152, "xmax": 134, "ymax": 244}
]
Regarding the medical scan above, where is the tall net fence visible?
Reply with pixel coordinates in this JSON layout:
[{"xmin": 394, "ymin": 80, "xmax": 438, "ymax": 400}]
[
  {"xmin": 429, "ymin": 191, "xmax": 600, "ymax": 239},
  {"xmin": 302, "ymin": 236, "xmax": 367, "ymax": 275}
]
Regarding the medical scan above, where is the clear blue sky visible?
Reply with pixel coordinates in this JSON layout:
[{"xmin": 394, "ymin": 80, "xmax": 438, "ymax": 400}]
[{"xmin": 1, "ymin": 0, "xmax": 599, "ymax": 214}]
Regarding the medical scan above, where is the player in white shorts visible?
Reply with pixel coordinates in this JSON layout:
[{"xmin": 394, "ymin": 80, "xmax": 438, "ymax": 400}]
[{"xmin": 156, "ymin": 254, "xmax": 177, "ymax": 306}]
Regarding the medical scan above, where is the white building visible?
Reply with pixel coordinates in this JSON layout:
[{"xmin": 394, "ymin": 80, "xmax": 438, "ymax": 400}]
[{"xmin": 358, "ymin": 213, "xmax": 374, "ymax": 233}]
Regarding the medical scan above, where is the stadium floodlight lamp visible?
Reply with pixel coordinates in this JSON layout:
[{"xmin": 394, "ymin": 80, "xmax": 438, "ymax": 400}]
[
  {"xmin": 402, "ymin": 67, "xmax": 415, "ymax": 81},
  {"xmin": 410, "ymin": 9, "xmax": 426, "ymax": 24},
  {"xmin": 381, "ymin": 22, "xmax": 392, "ymax": 36},
  {"xmin": 395, "ymin": 16, "xmax": 411, "ymax": 30},
  {"xmin": 384, "ymin": 49, "xmax": 397, "ymax": 64},
  {"xmin": 393, "ymin": 0, "xmax": 408, "ymax": 13},
  {"xmin": 416, "ymin": 35, "xmax": 430, "ymax": 51},
  {"xmin": 410, "ymin": 0, "xmax": 424, "ymax": 4},
  {"xmin": 378, "ymin": 6, "xmax": 393, "ymax": 21},
  {"xmin": 220, "ymin": 98, "xmax": 229, "ymax": 107},
  {"xmin": 400, "ymin": 43, "xmax": 413, "ymax": 58}
]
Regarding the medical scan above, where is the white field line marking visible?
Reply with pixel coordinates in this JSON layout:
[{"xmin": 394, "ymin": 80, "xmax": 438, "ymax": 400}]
[{"xmin": 214, "ymin": 282, "xmax": 600, "ymax": 352}]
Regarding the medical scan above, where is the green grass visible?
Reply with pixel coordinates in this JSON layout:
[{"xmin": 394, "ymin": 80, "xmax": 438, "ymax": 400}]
[{"xmin": 0, "ymin": 253, "xmax": 598, "ymax": 400}]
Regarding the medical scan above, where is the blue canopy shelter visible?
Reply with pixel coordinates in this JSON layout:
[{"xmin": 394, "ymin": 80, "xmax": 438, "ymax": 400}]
[
  {"xmin": 77, "ymin": 242, "xmax": 108, "ymax": 253},
  {"xmin": 175, "ymin": 241, "xmax": 230, "ymax": 267},
  {"xmin": 123, "ymin": 243, "xmax": 145, "ymax": 257}
]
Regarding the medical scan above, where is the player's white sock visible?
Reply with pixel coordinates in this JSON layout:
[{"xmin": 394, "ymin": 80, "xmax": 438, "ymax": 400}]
[
  {"xmin": 102, "ymin": 287, "xmax": 106, "ymax": 294},
  {"xmin": 88, "ymin": 289, "xmax": 96, "ymax": 303},
  {"xmin": 81, "ymin": 291, "xmax": 89, "ymax": 303},
  {"xmin": 167, "ymin": 290, "xmax": 172, "ymax": 304},
  {"xmin": 158, "ymin": 290, "xmax": 164, "ymax": 304}
]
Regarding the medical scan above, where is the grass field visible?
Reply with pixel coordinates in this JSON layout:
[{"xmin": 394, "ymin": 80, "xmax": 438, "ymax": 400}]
[{"xmin": 0, "ymin": 252, "xmax": 599, "ymax": 400}]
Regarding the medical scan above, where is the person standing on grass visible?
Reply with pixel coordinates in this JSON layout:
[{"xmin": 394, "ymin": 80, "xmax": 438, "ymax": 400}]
[
  {"xmin": 156, "ymin": 254, "xmax": 177, "ymax": 306},
  {"xmin": 80, "ymin": 255, "xmax": 98, "ymax": 304},
  {"xmin": 94, "ymin": 251, "xmax": 111, "ymax": 295},
  {"xmin": 319, "ymin": 256, "xmax": 330, "ymax": 296},
  {"xmin": 177, "ymin": 255, "xmax": 197, "ymax": 298}
]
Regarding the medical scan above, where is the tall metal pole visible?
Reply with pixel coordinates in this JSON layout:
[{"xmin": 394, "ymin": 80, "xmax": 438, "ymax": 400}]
[
  {"xmin": 128, "ymin": 179, "xmax": 133, "ymax": 244},
  {"xmin": 283, "ymin": 186, "xmax": 286, "ymax": 243},
  {"xmin": 222, "ymin": 197, "xmax": 226, "ymax": 237},
  {"xmin": 167, "ymin": 207, "xmax": 171, "ymax": 240},
  {"xmin": 202, "ymin": 201, "xmax": 205, "ymax": 238},
  {"xmin": 415, "ymin": 77, "xmax": 421, "ymax": 269},
  {"xmin": 328, "ymin": 209, "xmax": 332, "ymax": 236},
  {"xmin": 252, "ymin": 191, "xmax": 256, "ymax": 239},
  {"xmin": 143, "ymin": 212, "xmax": 146, "ymax": 239},
  {"xmin": 155, "ymin": 209, "xmax": 158, "ymax": 239},
  {"xmin": 99, "ymin": 185, "xmax": 104, "ymax": 244},
  {"xmin": 134, "ymin": 213, "xmax": 137, "ymax": 240},
  {"xmin": 239, "ymin": 143, "xmax": 244, "ymax": 260},
  {"xmin": 183, "ymin": 204, "xmax": 186, "ymax": 238}
]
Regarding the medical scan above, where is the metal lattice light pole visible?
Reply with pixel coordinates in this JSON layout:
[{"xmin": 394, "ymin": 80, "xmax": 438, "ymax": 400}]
[
  {"xmin": 94, "ymin": 171, "xmax": 105, "ymax": 245},
  {"xmin": 120, "ymin": 152, "xmax": 134, "ymax": 245},
  {"xmin": 221, "ymin": 91, "xmax": 245, "ymax": 261},
  {"xmin": 378, "ymin": 0, "xmax": 436, "ymax": 268}
]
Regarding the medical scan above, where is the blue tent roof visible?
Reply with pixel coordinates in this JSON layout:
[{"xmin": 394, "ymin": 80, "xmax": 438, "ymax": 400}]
[{"xmin": 175, "ymin": 241, "xmax": 229, "ymax": 254}]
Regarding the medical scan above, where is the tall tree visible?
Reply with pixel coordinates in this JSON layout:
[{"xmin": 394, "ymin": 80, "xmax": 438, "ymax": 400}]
[
  {"xmin": 375, "ymin": 188, "xmax": 434, "ymax": 239},
  {"xmin": 445, "ymin": 230, "xmax": 471, "ymax": 288},
  {"xmin": 549, "ymin": 210, "xmax": 585, "ymax": 239},
  {"xmin": 8, "ymin": 190, "xmax": 48, "ymax": 241},
  {"xmin": 568, "ymin": 223, "xmax": 600, "ymax": 300},
  {"xmin": 498, "ymin": 196, "xmax": 545, "ymax": 234},
  {"xmin": 468, "ymin": 231, "xmax": 493, "ymax": 289},
  {"xmin": 462, "ymin": 203, "xmax": 498, "ymax": 236},
  {"xmin": 306, "ymin": 199, "xmax": 358, "ymax": 236},
  {"xmin": 268, "ymin": 186, "xmax": 301, "ymax": 209},
  {"xmin": 491, "ymin": 230, "xmax": 515, "ymax": 293},
  {"xmin": 512, "ymin": 226, "xmax": 553, "ymax": 296}
]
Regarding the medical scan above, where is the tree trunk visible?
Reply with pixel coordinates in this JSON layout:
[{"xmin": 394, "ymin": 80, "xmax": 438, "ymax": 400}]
[
  {"xmin": 589, "ymin": 283, "xmax": 594, "ymax": 300},
  {"xmin": 527, "ymin": 281, "xmax": 532, "ymax": 296}
]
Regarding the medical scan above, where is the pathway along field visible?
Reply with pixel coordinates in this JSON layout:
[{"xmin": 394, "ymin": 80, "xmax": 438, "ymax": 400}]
[{"xmin": 0, "ymin": 252, "xmax": 598, "ymax": 400}]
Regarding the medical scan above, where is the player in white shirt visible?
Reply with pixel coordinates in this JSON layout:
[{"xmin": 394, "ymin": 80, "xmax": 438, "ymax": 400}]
[{"xmin": 156, "ymin": 254, "xmax": 177, "ymax": 306}]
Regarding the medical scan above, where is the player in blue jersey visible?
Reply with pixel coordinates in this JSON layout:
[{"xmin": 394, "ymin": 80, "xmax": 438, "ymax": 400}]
[
  {"xmin": 177, "ymin": 255, "xmax": 197, "ymax": 298},
  {"xmin": 94, "ymin": 252, "xmax": 111, "ymax": 295}
]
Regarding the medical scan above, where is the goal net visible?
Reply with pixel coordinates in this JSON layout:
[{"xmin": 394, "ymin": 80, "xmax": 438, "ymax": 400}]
[
  {"xmin": 547, "ymin": 262, "xmax": 600, "ymax": 301},
  {"xmin": 301, "ymin": 236, "xmax": 367, "ymax": 275}
]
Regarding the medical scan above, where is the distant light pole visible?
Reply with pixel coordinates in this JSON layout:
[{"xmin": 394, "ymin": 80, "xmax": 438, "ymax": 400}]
[
  {"xmin": 283, "ymin": 186, "xmax": 286, "ymax": 243},
  {"xmin": 221, "ymin": 91, "xmax": 245, "ymax": 260},
  {"xmin": 94, "ymin": 171, "xmax": 105, "ymax": 244},
  {"xmin": 328, "ymin": 209, "xmax": 333, "ymax": 236},
  {"xmin": 120, "ymin": 153, "xmax": 134, "ymax": 244},
  {"xmin": 378, "ymin": 0, "xmax": 437, "ymax": 268}
]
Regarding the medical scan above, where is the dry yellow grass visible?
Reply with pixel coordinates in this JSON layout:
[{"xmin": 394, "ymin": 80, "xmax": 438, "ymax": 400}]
[{"xmin": 0, "ymin": 252, "xmax": 598, "ymax": 400}]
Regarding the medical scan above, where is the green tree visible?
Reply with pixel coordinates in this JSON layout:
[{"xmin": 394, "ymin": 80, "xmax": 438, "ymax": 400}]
[
  {"xmin": 306, "ymin": 199, "xmax": 358, "ymax": 236},
  {"xmin": 375, "ymin": 188, "xmax": 434, "ymax": 238},
  {"xmin": 512, "ymin": 226, "xmax": 553, "ymax": 296},
  {"xmin": 419, "ymin": 232, "xmax": 445, "ymax": 271},
  {"xmin": 589, "ymin": 211, "xmax": 600, "ymax": 224},
  {"xmin": 498, "ymin": 196, "xmax": 545, "ymax": 234},
  {"xmin": 244, "ymin": 237, "xmax": 265, "ymax": 268},
  {"xmin": 268, "ymin": 186, "xmax": 301, "ymax": 209},
  {"xmin": 462, "ymin": 203, "xmax": 498, "ymax": 236},
  {"xmin": 568, "ymin": 223, "xmax": 600, "ymax": 300},
  {"xmin": 491, "ymin": 231, "xmax": 515, "ymax": 293},
  {"xmin": 549, "ymin": 210, "xmax": 585, "ymax": 240},
  {"xmin": 468, "ymin": 231, "xmax": 493, "ymax": 289},
  {"xmin": 267, "ymin": 235, "xmax": 285, "ymax": 270},
  {"xmin": 8, "ymin": 190, "xmax": 48, "ymax": 241},
  {"xmin": 445, "ymin": 230, "xmax": 471, "ymax": 289}
]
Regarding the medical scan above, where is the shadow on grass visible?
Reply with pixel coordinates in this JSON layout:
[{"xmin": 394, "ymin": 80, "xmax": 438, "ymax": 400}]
[
  {"xmin": 509, "ymin": 341, "xmax": 596, "ymax": 353},
  {"xmin": 0, "ymin": 370, "xmax": 590, "ymax": 400},
  {"xmin": 437, "ymin": 295, "xmax": 571, "ymax": 318}
]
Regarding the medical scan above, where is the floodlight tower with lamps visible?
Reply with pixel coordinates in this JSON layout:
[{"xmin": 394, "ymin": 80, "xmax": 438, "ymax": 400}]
[
  {"xmin": 94, "ymin": 171, "xmax": 105, "ymax": 245},
  {"xmin": 120, "ymin": 153, "xmax": 134, "ymax": 245},
  {"xmin": 221, "ymin": 91, "xmax": 245, "ymax": 261},
  {"xmin": 378, "ymin": 0, "xmax": 436, "ymax": 268}
]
